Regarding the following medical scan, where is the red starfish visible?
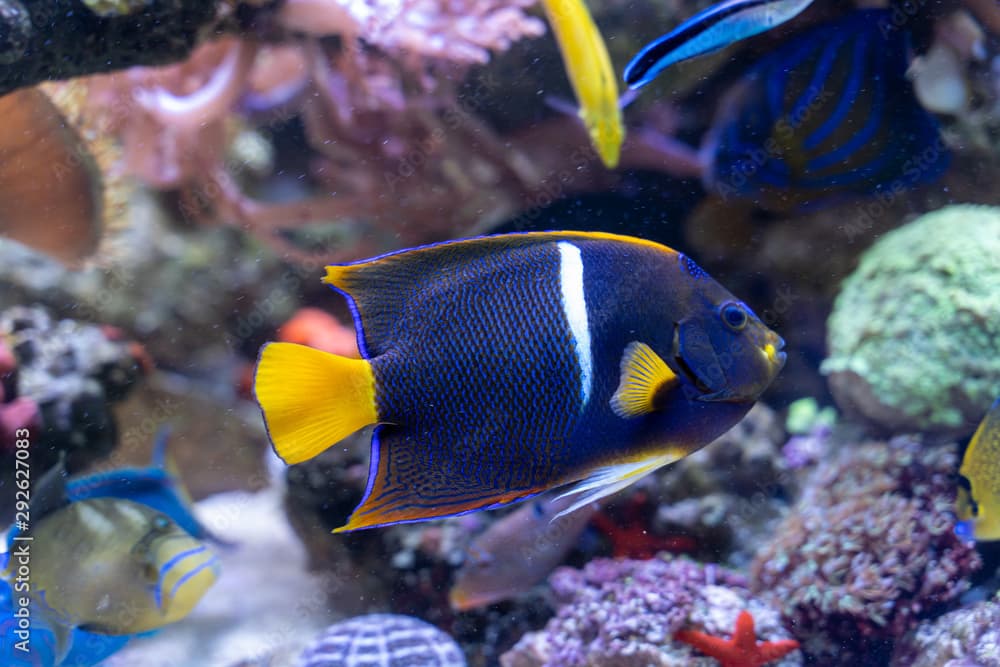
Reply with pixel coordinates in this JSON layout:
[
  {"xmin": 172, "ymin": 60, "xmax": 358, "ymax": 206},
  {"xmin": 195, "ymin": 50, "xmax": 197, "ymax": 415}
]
[
  {"xmin": 590, "ymin": 491, "xmax": 698, "ymax": 559},
  {"xmin": 675, "ymin": 610, "xmax": 799, "ymax": 667}
]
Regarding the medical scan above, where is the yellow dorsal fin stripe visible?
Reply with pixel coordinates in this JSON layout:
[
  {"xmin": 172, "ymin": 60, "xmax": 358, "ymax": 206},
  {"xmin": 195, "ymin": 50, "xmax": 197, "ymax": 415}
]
[
  {"xmin": 610, "ymin": 341, "xmax": 679, "ymax": 418},
  {"xmin": 253, "ymin": 342, "xmax": 377, "ymax": 465},
  {"xmin": 321, "ymin": 231, "xmax": 678, "ymax": 286}
]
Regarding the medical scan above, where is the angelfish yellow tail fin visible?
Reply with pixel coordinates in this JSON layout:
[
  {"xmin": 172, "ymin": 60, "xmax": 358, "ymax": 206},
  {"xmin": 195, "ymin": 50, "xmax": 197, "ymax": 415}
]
[{"xmin": 254, "ymin": 342, "xmax": 377, "ymax": 464}]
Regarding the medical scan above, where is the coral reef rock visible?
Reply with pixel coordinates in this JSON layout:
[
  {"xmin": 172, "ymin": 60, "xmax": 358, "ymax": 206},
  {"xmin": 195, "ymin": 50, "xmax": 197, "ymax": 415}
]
[
  {"xmin": 0, "ymin": 305, "xmax": 146, "ymax": 476},
  {"xmin": 821, "ymin": 204, "xmax": 1000, "ymax": 438},
  {"xmin": 751, "ymin": 435, "xmax": 982, "ymax": 665},
  {"xmin": 889, "ymin": 594, "xmax": 1000, "ymax": 667},
  {"xmin": 299, "ymin": 613, "xmax": 467, "ymax": 667},
  {"xmin": 501, "ymin": 555, "xmax": 801, "ymax": 667}
]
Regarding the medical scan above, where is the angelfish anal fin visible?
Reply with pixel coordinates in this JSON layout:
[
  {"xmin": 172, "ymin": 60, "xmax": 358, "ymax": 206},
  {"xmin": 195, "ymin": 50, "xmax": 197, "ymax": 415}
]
[{"xmin": 553, "ymin": 447, "xmax": 689, "ymax": 519}]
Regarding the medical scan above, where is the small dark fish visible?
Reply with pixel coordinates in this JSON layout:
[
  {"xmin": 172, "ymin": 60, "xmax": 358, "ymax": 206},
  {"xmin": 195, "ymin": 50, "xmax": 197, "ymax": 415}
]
[
  {"xmin": 624, "ymin": 0, "xmax": 815, "ymax": 90},
  {"xmin": 956, "ymin": 398, "xmax": 1000, "ymax": 542},
  {"xmin": 254, "ymin": 231, "xmax": 785, "ymax": 531},
  {"xmin": 703, "ymin": 9, "xmax": 948, "ymax": 209},
  {"xmin": 449, "ymin": 495, "xmax": 598, "ymax": 610}
]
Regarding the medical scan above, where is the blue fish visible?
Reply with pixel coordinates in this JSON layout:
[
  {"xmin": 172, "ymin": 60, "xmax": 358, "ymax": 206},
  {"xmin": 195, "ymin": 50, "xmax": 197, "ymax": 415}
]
[
  {"xmin": 0, "ymin": 579, "xmax": 129, "ymax": 667},
  {"xmin": 62, "ymin": 427, "xmax": 218, "ymax": 543},
  {"xmin": 702, "ymin": 9, "xmax": 948, "ymax": 209},
  {"xmin": 624, "ymin": 0, "xmax": 815, "ymax": 90},
  {"xmin": 254, "ymin": 231, "xmax": 786, "ymax": 531}
]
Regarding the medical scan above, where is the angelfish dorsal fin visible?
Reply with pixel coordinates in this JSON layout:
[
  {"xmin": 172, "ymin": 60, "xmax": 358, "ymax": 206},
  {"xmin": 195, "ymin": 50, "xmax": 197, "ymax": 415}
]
[{"xmin": 610, "ymin": 341, "xmax": 679, "ymax": 418}]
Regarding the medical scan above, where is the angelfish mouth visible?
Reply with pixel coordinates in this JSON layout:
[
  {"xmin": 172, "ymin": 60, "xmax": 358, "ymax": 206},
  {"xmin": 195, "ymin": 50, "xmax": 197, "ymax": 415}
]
[
  {"xmin": 763, "ymin": 335, "xmax": 788, "ymax": 368},
  {"xmin": 671, "ymin": 326, "xmax": 713, "ymax": 394}
]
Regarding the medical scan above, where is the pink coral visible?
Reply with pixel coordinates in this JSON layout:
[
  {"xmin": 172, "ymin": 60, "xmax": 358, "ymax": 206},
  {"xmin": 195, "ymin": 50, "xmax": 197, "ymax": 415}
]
[
  {"xmin": 74, "ymin": 0, "xmax": 550, "ymax": 262},
  {"xmin": 0, "ymin": 341, "xmax": 39, "ymax": 453}
]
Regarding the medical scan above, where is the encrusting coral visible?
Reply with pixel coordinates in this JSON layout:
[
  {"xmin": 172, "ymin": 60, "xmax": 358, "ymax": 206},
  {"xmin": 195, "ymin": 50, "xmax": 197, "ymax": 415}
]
[
  {"xmin": 751, "ymin": 435, "xmax": 982, "ymax": 664},
  {"xmin": 0, "ymin": 338, "xmax": 38, "ymax": 453},
  {"xmin": 501, "ymin": 555, "xmax": 801, "ymax": 667},
  {"xmin": 0, "ymin": 305, "xmax": 148, "ymax": 477},
  {"xmin": 69, "ymin": 0, "xmax": 549, "ymax": 262},
  {"xmin": 889, "ymin": 593, "xmax": 1000, "ymax": 667}
]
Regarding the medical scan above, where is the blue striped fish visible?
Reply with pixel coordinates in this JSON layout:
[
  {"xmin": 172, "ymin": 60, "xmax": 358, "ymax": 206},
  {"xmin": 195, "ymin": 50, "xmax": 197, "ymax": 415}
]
[
  {"xmin": 254, "ymin": 231, "xmax": 785, "ymax": 531},
  {"xmin": 24, "ymin": 498, "xmax": 220, "ymax": 634},
  {"xmin": 624, "ymin": 0, "xmax": 815, "ymax": 90},
  {"xmin": 704, "ymin": 9, "xmax": 948, "ymax": 209}
]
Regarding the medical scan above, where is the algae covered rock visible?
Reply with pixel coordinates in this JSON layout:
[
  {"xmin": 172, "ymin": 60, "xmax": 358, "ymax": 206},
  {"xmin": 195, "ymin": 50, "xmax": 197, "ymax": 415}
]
[{"xmin": 821, "ymin": 204, "xmax": 1000, "ymax": 437}]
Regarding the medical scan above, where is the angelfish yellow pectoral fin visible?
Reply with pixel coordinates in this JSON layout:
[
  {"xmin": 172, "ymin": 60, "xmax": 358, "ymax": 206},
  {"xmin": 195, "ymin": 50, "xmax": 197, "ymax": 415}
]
[
  {"xmin": 610, "ymin": 341, "xmax": 679, "ymax": 418},
  {"xmin": 254, "ymin": 342, "xmax": 377, "ymax": 465}
]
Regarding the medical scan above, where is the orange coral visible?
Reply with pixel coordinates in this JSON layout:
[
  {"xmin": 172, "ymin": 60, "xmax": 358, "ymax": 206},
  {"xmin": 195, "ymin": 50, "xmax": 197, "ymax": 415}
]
[{"xmin": 277, "ymin": 308, "xmax": 359, "ymax": 358}]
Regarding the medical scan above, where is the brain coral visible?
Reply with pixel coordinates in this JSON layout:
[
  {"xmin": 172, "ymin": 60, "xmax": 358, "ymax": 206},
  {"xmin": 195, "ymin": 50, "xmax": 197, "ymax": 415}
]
[{"xmin": 821, "ymin": 204, "xmax": 1000, "ymax": 437}]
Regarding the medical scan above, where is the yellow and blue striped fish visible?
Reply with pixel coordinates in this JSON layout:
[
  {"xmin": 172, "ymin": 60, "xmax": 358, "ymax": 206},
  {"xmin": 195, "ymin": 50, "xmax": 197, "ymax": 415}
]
[
  {"xmin": 27, "ymin": 497, "xmax": 219, "ymax": 635},
  {"xmin": 254, "ymin": 231, "xmax": 785, "ymax": 532},
  {"xmin": 2, "ymin": 461, "xmax": 219, "ymax": 663}
]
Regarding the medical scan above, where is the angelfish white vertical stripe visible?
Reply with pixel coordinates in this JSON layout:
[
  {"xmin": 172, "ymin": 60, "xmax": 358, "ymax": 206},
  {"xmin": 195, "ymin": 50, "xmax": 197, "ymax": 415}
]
[{"xmin": 557, "ymin": 241, "xmax": 593, "ymax": 407}]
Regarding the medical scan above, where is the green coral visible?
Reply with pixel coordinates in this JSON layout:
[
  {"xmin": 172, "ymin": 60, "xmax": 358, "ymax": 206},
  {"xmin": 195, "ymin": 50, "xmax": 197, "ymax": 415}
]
[{"xmin": 821, "ymin": 204, "xmax": 1000, "ymax": 435}]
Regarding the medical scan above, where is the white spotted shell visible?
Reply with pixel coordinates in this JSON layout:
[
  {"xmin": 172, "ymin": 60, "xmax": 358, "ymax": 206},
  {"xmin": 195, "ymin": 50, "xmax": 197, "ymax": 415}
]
[{"xmin": 299, "ymin": 614, "xmax": 467, "ymax": 667}]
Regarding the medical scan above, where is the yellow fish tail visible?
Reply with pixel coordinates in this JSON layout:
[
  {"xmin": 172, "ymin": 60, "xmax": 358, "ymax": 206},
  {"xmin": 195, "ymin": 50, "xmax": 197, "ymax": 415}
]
[
  {"xmin": 540, "ymin": 0, "xmax": 624, "ymax": 169},
  {"xmin": 254, "ymin": 342, "xmax": 377, "ymax": 465}
]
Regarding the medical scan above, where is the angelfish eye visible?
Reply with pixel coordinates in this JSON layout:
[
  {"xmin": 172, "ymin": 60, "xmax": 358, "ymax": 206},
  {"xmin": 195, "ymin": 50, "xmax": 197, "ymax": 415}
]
[{"xmin": 721, "ymin": 303, "xmax": 748, "ymax": 331}]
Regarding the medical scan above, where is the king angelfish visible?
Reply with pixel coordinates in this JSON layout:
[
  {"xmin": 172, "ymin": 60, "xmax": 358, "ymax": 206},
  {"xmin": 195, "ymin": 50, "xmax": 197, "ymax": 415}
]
[{"xmin": 254, "ymin": 231, "xmax": 786, "ymax": 532}]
